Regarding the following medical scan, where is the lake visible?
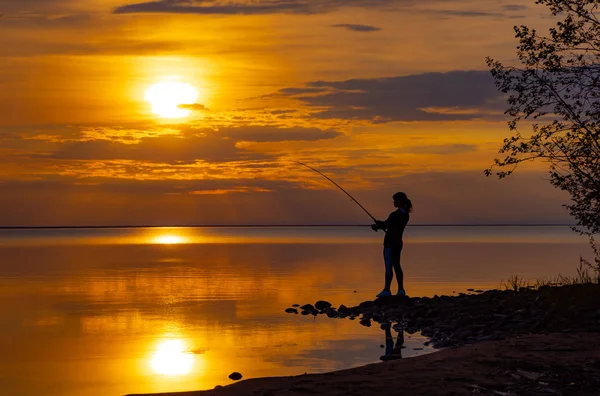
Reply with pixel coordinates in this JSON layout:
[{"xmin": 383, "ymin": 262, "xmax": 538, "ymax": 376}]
[{"xmin": 0, "ymin": 226, "xmax": 592, "ymax": 396}]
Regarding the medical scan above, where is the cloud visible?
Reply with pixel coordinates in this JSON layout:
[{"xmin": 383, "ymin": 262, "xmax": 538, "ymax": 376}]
[
  {"xmin": 0, "ymin": 170, "xmax": 574, "ymax": 227},
  {"xmin": 331, "ymin": 24, "xmax": 381, "ymax": 32},
  {"xmin": 0, "ymin": 13, "xmax": 93, "ymax": 28},
  {"xmin": 502, "ymin": 4, "xmax": 529, "ymax": 12},
  {"xmin": 35, "ymin": 134, "xmax": 253, "ymax": 164},
  {"xmin": 178, "ymin": 103, "xmax": 208, "ymax": 111},
  {"xmin": 269, "ymin": 109, "xmax": 298, "ymax": 115},
  {"xmin": 398, "ymin": 144, "xmax": 477, "ymax": 155},
  {"xmin": 190, "ymin": 186, "xmax": 271, "ymax": 195},
  {"xmin": 113, "ymin": 0, "xmax": 326, "ymax": 15},
  {"xmin": 113, "ymin": 0, "xmax": 442, "ymax": 16},
  {"xmin": 16, "ymin": 125, "xmax": 341, "ymax": 163},
  {"xmin": 113, "ymin": 0, "xmax": 531, "ymax": 19},
  {"xmin": 0, "ymin": 0, "xmax": 72, "ymax": 13},
  {"xmin": 275, "ymin": 70, "xmax": 503, "ymax": 122},
  {"xmin": 218, "ymin": 126, "xmax": 341, "ymax": 142},
  {"xmin": 0, "ymin": 36, "xmax": 192, "ymax": 57},
  {"xmin": 278, "ymin": 87, "xmax": 329, "ymax": 95},
  {"xmin": 427, "ymin": 10, "xmax": 502, "ymax": 18}
]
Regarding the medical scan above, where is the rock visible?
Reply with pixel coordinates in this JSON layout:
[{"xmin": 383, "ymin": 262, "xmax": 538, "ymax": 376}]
[
  {"xmin": 421, "ymin": 327, "xmax": 435, "ymax": 337},
  {"xmin": 301, "ymin": 310, "xmax": 311, "ymax": 316},
  {"xmin": 214, "ymin": 385, "xmax": 222, "ymax": 389},
  {"xmin": 300, "ymin": 304, "xmax": 315, "ymax": 311},
  {"xmin": 228, "ymin": 372, "xmax": 242, "ymax": 381},
  {"xmin": 315, "ymin": 300, "xmax": 332, "ymax": 310},
  {"xmin": 285, "ymin": 308, "xmax": 298, "ymax": 314},
  {"xmin": 358, "ymin": 301, "xmax": 377, "ymax": 312},
  {"xmin": 292, "ymin": 304, "xmax": 300, "ymax": 307},
  {"xmin": 359, "ymin": 318, "xmax": 371, "ymax": 327},
  {"xmin": 433, "ymin": 339, "xmax": 453, "ymax": 348},
  {"xmin": 338, "ymin": 304, "xmax": 350, "ymax": 314}
]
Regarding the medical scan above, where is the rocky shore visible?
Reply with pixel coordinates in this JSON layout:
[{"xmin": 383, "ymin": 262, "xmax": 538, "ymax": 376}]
[
  {"xmin": 131, "ymin": 284, "xmax": 600, "ymax": 396},
  {"xmin": 287, "ymin": 283, "xmax": 600, "ymax": 348}
]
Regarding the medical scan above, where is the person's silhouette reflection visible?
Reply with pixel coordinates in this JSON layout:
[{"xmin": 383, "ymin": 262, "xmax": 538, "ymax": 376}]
[{"xmin": 380, "ymin": 323, "xmax": 404, "ymax": 361}]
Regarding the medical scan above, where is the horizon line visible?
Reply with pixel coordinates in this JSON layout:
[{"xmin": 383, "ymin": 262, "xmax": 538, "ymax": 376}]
[{"xmin": 0, "ymin": 224, "xmax": 578, "ymax": 230}]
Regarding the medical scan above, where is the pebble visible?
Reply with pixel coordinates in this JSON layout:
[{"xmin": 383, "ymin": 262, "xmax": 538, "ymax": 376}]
[
  {"xmin": 315, "ymin": 300, "xmax": 332, "ymax": 310},
  {"xmin": 228, "ymin": 372, "xmax": 242, "ymax": 381}
]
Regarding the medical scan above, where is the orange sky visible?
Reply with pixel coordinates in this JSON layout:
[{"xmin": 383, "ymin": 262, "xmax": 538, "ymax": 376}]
[{"xmin": 0, "ymin": 0, "xmax": 573, "ymax": 226}]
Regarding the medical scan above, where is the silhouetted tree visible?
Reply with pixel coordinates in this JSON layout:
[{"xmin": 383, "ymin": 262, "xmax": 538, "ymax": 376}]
[{"xmin": 486, "ymin": 0, "xmax": 600, "ymax": 267}]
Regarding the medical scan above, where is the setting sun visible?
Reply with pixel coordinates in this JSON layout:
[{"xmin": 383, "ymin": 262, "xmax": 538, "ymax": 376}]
[{"xmin": 144, "ymin": 82, "xmax": 199, "ymax": 119}]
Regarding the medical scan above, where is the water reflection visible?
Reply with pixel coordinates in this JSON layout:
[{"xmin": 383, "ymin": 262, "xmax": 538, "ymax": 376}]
[
  {"xmin": 0, "ymin": 227, "xmax": 592, "ymax": 396},
  {"xmin": 150, "ymin": 339, "xmax": 196, "ymax": 376},
  {"xmin": 380, "ymin": 325, "xmax": 405, "ymax": 361},
  {"xmin": 153, "ymin": 234, "xmax": 187, "ymax": 245}
]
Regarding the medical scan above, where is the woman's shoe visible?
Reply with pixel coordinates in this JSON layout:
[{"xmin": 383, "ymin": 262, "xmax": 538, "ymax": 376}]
[{"xmin": 376, "ymin": 290, "xmax": 392, "ymax": 298}]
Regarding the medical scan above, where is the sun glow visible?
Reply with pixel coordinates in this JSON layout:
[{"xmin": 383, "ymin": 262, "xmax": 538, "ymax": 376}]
[
  {"xmin": 154, "ymin": 234, "xmax": 186, "ymax": 244},
  {"xmin": 150, "ymin": 339, "xmax": 195, "ymax": 376},
  {"xmin": 144, "ymin": 81, "xmax": 199, "ymax": 118}
]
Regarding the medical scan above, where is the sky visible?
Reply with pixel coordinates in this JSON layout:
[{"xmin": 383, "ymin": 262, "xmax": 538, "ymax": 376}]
[{"xmin": 0, "ymin": 0, "xmax": 574, "ymax": 226}]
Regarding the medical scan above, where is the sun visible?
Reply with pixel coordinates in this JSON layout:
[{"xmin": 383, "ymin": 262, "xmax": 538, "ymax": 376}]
[{"xmin": 144, "ymin": 82, "xmax": 199, "ymax": 119}]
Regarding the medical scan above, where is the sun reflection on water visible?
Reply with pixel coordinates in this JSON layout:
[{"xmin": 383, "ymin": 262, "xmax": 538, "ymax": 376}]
[
  {"xmin": 150, "ymin": 339, "xmax": 196, "ymax": 376},
  {"xmin": 153, "ymin": 234, "xmax": 187, "ymax": 244}
]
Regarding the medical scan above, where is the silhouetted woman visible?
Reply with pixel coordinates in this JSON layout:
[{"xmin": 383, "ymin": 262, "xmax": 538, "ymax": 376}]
[{"xmin": 371, "ymin": 192, "xmax": 412, "ymax": 298}]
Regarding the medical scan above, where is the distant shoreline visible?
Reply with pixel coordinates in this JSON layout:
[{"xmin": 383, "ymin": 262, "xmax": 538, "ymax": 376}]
[{"xmin": 0, "ymin": 224, "xmax": 577, "ymax": 230}]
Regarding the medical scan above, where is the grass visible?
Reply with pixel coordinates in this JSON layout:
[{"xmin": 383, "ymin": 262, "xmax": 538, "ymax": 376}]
[{"xmin": 500, "ymin": 259, "xmax": 600, "ymax": 292}]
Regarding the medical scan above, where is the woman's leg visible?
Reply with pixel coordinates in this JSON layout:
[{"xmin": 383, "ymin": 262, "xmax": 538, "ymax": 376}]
[
  {"xmin": 383, "ymin": 247, "xmax": 393, "ymax": 290},
  {"xmin": 391, "ymin": 247, "xmax": 404, "ymax": 292}
]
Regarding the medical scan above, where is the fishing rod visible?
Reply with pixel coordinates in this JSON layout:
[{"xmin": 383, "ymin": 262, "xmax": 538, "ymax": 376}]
[{"xmin": 296, "ymin": 161, "xmax": 378, "ymax": 224}]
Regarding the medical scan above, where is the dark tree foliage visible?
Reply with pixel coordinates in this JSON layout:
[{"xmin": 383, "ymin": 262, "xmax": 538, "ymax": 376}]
[{"xmin": 486, "ymin": 0, "xmax": 600, "ymax": 248}]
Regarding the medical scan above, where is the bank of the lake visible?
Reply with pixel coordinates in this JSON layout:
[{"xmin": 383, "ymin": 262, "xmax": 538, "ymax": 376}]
[{"xmin": 132, "ymin": 283, "xmax": 600, "ymax": 396}]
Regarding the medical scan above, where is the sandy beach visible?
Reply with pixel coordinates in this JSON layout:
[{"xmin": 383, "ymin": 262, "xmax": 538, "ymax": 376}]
[{"xmin": 130, "ymin": 284, "xmax": 600, "ymax": 396}]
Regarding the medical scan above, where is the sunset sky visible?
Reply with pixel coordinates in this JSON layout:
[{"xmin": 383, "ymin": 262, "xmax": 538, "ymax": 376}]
[{"xmin": 0, "ymin": 0, "xmax": 573, "ymax": 226}]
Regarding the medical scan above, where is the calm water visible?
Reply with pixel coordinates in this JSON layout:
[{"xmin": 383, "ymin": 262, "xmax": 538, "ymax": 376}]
[{"xmin": 0, "ymin": 226, "xmax": 592, "ymax": 396}]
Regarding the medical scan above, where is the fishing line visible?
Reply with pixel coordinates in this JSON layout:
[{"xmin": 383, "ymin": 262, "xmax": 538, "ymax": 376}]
[{"xmin": 296, "ymin": 161, "xmax": 378, "ymax": 223}]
